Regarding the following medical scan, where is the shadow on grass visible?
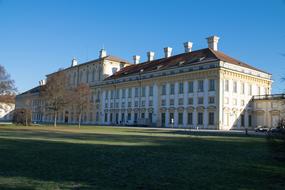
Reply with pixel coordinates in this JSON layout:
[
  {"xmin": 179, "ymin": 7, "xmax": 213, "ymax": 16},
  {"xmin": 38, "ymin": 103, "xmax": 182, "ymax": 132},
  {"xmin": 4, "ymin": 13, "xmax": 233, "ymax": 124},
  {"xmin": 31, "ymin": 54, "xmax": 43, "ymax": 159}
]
[{"xmin": 0, "ymin": 128, "xmax": 284, "ymax": 189}]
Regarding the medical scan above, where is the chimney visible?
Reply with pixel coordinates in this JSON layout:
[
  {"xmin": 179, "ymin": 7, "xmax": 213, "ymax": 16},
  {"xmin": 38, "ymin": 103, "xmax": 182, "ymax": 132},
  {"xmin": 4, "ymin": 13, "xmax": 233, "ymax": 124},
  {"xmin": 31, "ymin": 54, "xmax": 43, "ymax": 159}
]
[
  {"xmin": 184, "ymin": 41, "xmax": 193, "ymax": 53},
  {"xmin": 133, "ymin": 55, "xmax": 140, "ymax": 64},
  {"xmin": 164, "ymin": 47, "xmax": 172, "ymax": 58},
  {"xmin": 99, "ymin": 49, "xmax": 107, "ymax": 58},
  {"xmin": 71, "ymin": 58, "xmax": 78, "ymax": 67},
  {"xmin": 39, "ymin": 79, "xmax": 46, "ymax": 86},
  {"xmin": 147, "ymin": 51, "xmax": 155, "ymax": 62},
  {"xmin": 206, "ymin": 35, "xmax": 220, "ymax": 51}
]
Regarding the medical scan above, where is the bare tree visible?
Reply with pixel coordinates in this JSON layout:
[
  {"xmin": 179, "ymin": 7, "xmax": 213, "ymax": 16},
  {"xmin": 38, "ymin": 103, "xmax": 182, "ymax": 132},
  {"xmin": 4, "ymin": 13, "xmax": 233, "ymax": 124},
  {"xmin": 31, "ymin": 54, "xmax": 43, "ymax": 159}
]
[
  {"xmin": 0, "ymin": 65, "xmax": 16, "ymax": 103},
  {"xmin": 71, "ymin": 83, "xmax": 92, "ymax": 128},
  {"xmin": 40, "ymin": 71, "xmax": 71, "ymax": 127}
]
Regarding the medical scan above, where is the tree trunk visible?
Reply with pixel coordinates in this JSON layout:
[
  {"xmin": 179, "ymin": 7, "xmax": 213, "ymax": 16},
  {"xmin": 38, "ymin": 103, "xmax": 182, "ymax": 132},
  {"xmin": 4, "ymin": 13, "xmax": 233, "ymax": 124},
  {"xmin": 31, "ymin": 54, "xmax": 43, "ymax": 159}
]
[
  {"xmin": 78, "ymin": 113, "xmax": 81, "ymax": 128},
  {"xmin": 54, "ymin": 111, "xmax": 57, "ymax": 127},
  {"xmin": 25, "ymin": 115, "xmax": 28, "ymax": 126}
]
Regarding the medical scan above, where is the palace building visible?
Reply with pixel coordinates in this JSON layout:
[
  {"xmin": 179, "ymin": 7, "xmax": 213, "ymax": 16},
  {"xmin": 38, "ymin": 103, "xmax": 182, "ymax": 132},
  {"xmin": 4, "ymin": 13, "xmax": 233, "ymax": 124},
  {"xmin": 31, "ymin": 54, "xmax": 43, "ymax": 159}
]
[{"xmin": 16, "ymin": 36, "xmax": 281, "ymax": 130}]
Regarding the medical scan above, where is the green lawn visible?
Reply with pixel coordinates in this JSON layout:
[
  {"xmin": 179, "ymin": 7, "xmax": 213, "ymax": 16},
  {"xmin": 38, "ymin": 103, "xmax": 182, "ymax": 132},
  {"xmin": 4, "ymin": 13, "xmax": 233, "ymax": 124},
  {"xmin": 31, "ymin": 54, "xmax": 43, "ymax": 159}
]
[{"xmin": 0, "ymin": 125, "xmax": 284, "ymax": 190}]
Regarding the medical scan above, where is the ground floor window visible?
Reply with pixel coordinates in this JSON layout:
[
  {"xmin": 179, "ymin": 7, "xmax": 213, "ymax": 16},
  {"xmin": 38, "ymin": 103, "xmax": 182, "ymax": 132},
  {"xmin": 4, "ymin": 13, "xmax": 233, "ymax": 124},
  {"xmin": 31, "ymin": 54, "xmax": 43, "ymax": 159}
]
[
  {"xmin": 96, "ymin": 112, "xmax": 99, "ymax": 122},
  {"xmin": 104, "ymin": 113, "xmax": 108, "ymax": 122},
  {"xmin": 169, "ymin": 113, "xmax": 174, "ymax": 124},
  {"xmin": 208, "ymin": 112, "xmax": 214, "ymax": 125},
  {"xmin": 115, "ymin": 113, "xmax": 119, "ymax": 124},
  {"xmin": 241, "ymin": 114, "xmax": 245, "ymax": 127},
  {"xmin": 141, "ymin": 112, "xmax": 145, "ymax": 119},
  {"xmin": 198, "ymin": 112, "xmax": 203, "ymax": 125},
  {"xmin": 149, "ymin": 113, "xmax": 153, "ymax": 123},
  {"xmin": 248, "ymin": 115, "xmax": 252, "ymax": 127},
  {"xmin": 161, "ymin": 113, "xmax": 166, "ymax": 126},
  {"xmin": 121, "ymin": 113, "xmax": 125, "ymax": 122},
  {"xmin": 134, "ymin": 113, "xmax": 138, "ymax": 123},
  {"xmin": 110, "ymin": 113, "xmax": 113, "ymax": 123},
  {"xmin": 178, "ymin": 113, "xmax": 183, "ymax": 125},
  {"xmin": 188, "ymin": 112, "xmax": 193, "ymax": 125},
  {"xmin": 127, "ymin": 113, "xmax": 131, "ymax": 121}
]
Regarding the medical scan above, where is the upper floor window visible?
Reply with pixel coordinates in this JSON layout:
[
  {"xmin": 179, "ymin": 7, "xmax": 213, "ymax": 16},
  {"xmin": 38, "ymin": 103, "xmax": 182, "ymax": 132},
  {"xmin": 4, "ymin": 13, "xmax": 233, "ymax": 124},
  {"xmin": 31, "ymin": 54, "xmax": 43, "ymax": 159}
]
[
  {"xmin": 179, "ymin": 82, "xmax": 184, "ymax": 94},
  {"xmin": 161, "ymin": 84, "xmax": 166, "ymax": 95},
  {"xmin": 225, "ymin": 80, "xmax": 229, "ymax": 92},
  {"xmin": 128, "ymin": 88, "xmax": 132, "ymax": 98},
  {"xmin": 241, "ymin": 83, "xmax": 245, "ymax": 94},
  {"xmin": 209, "ymin": 79, "xmax": 215, "ymax": 91},
  {"xmin": 92, "ymin": 69, "xmax": 95, "ymax": 82},
  {"xmin": 198, "ymin": 80, "xmax": 204, "ymax": 92},
  {"xmin": 248, "ymin": 84, "xmax": 252, "ymax": 95},
  {"xmin": 188, "ymin": 81, "xmax": 194, "ymax": 93},
  {"xmin": 170, "ymin": 84, "xmax": 175, "ymax": 95},
  {"xmin": 233, "ymin": 81, "xmax": 237, "ymax": 93},
  {"xmin": 142, "ymin": 87, "xmax": 146, "ymax": 97},
  {"xmin": 135, "ymin": 88, "xmax": 139, "ymax": 97},
  {"xmin": 122, "ymin": 89, "xmax": 126, "ymax": 98},
  {"xmin": 149, "ymin": 86, "xmax": 153, "ymax": 96}
]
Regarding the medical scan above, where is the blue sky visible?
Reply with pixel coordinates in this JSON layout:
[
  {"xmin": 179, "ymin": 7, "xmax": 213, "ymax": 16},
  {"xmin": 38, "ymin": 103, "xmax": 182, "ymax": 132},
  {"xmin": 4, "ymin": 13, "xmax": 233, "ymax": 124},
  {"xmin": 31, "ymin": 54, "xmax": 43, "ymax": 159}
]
[{"xmin": 0, "ymin": 0, "xmax": 284, "ymax": 93}]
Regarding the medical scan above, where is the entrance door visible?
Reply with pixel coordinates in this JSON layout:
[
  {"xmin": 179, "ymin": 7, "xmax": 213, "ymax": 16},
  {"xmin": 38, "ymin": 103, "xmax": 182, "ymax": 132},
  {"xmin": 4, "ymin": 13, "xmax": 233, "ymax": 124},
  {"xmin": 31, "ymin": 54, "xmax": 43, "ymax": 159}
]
[{"xmin": 64, "ymin": 111, "xmax": 69, "ymax": 123}]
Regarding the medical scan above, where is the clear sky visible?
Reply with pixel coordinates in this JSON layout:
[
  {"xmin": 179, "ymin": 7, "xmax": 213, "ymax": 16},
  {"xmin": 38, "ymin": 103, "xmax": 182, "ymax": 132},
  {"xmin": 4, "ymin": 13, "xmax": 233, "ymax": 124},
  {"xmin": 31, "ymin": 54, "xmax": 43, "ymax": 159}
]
[{"xmin": 0, "ymin": 0, "xmax": 284, "ymax": 93}]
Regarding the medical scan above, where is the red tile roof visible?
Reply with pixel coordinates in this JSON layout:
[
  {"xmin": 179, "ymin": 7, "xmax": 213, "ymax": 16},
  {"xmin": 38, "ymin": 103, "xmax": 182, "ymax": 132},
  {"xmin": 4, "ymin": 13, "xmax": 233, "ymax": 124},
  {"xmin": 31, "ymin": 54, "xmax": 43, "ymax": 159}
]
[{"xmin": 105, "ymin": 48, "xmax": 270, "ymax": 80}]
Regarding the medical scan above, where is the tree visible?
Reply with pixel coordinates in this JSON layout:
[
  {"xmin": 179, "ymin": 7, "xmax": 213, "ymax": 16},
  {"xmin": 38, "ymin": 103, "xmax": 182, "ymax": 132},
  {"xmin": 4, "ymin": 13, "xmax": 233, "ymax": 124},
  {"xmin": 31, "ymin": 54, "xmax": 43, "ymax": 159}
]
[
  {"xmin": 12, "ymin": 108, "xmax": 31, "ymax": 126},
  {"xmin": 71, "ymin": 83, "xmax": 92, "ymax": 128},
  {"xmin": 0, "ymin": 65, "xmax": 16, "ymax": 103},
  {"xmin": 40, "ymin": 71, "xmax": 71, "ymax": 127}
]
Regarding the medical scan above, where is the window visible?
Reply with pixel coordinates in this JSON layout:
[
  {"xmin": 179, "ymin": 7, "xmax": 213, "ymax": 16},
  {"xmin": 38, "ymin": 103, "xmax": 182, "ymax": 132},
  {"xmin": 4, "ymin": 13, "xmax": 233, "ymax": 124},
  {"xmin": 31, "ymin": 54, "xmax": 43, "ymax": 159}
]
[
  {"xmin": 161, "ymin": 99, "xmax": 166, "ymax": 106},
  {"xmin": 241, "ymin": 114, "xmax": 245, "ymax": 127},
  {"xmin": 188, "ymin": 112, "xmax": 193, "ymax": 124},
  {"xmin": 233, "ymin": 98, "xmax": 237, "ymax": 106},
  {"xmin": 209, "ymin": 97, "xmax": 215, "ymax": 104},
  {"xmin": 169, "ymin": 113, "xmax": 174, "ymax": 124},
  {"xmin": 141, "ymin": 100, "xmax": 145, "ymax": 107},
  {"xmin": 178, "ymin": 98, "xmax": 183, "ymax": 105},
  {"xmin": 149, "ymin": 113, "xmax": 153, "ymax": 123},
  {"xmin": 188, "ymin": 98, "xmax": 193, "ymax": 105},
  {"xmin": 116, "ymin": 90, "xmax": 119, "ymax": 99},
  {"xmin": 241, "ymin": 83, "xmax": 245, "ymax": 94},
  {"xmin": 92, "ymin": 69, "xmax": 95, "ymax": 82},
  {"xmin": 128, "ymin": 88, "xmax": 132, "ymax": 98},
  {"xmin": 105, "ymin": 91, "xmax": 109, "ymax": 99},
  {"xmin": 198, "ymin": 113, "xmax": 203, "ymax": 125},
  {"xmin": 149, "ymin": 100, "xmax": 153, "ymax": 107},
  {"xmin": 241, "ymin": 100, "xmax": 245, "ymax": 106},
  {"xmin": 110, "ymin": 103, "xmax": 114, "ymax": 108},
  {"xmin": 122, "ymin": 89, "xmax": 126, "ymax": 98},
  {"xmin": 135, "ymin": 101, "xmax": 138, "ymax": 107},
  {"xmin": 128, "ymin": 102, "xmax": 131, "ymax": 107},
  {"xmin": 134, "ymin": 113, "xmax": 138, "ymax": 122},
  {"xmin": 121, "ymin": 102, "xmax": 125, "ymax": 108},
  {"xmin": 161, "ymin": 113, "xmax": 166, "ymax": 126},
  {"xmin": 249, "ymin": 84, "xmax": 252, "ymax": 95},
  {"xmin": 170, "ymin": 84, "xmax": 175, "ymax": 95},
  {"xmin": 188, "ymin": 81, "xmax": 194, "ymax": 93},
  {"xmin": 149, "ymin": 86, "xmax": 153, "ymax": 96},
  {"xmin": 170, "ymin": 99, "xmax": 174, "ymax": 106},
  {"xmin": 258, "ymin": 86, "xmax": 261, "ymax": 95},
  {"xmin": 209, "ymin": 79, "xmax": 215, "ymax": 91},
  {"xmin": 105, "ymin": 113, "xmax": 108, "ymax": 122},
  {"xmin": 198, "ymin": 80, "xmax": 204, "ymax": 92},
  {"xmin": 161, "ymin": 84, "xmax": 166, "ymax": 95},
  {"xmin": 198, "ymin": 97, "xmax": 204, "ymax": 104},
  {"xmin": 179, "ymin": 82, "xmax": 184, "ymax": 94},
  {"xmin": 141, "ymin": 113, "xmax": 145, "ymax": 119},
  {"xmin": 135, "ymin": 88, "xmax": 139, "ymax": 97},
  {"xmin": 248, "ymin": 115, "xmax": 252, "ymax": 127},
  {"xmin": 209, "ymin": 112, "xmax": 214, "ymax": 125},
  {"xmin": 127, "ymin": 113, "xmax": 131, "ymax": 120},
  {"xmin": 142, "ymin": 87, "xmax": 146, "ymax": 97},
  {"xmin": 225, "ymin": 97, "xmax": 229, "ymax": 104},
  {"xmin": 233, "ymin": 81, "xmax": 237, "ymax": 93},
  {"xmin": 121, "ymin": 113, "xmax": 125, "ymax": 122},
  {"xmin": 225, "ymin": 80, "xmax": 229, "ymax": 92},
  {"xmin": 178, "ymin": 113, "xmax": 183, "ymax": 125}
]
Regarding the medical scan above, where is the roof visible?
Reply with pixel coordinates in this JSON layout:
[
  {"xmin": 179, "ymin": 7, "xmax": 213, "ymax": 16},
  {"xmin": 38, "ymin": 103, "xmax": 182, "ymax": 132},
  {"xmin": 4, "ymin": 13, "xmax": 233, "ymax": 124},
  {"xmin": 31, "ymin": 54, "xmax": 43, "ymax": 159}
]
[
  {"xmin": 105, "ymin": 48, "xmax": 270, "ymax": 80},
  {"xmin": 47, "ymin": 55, "xmax": 131, "ymax": 77},
  {"xmin": 17, "ymin": 86, "xmax": 41, "ymax": 96}
]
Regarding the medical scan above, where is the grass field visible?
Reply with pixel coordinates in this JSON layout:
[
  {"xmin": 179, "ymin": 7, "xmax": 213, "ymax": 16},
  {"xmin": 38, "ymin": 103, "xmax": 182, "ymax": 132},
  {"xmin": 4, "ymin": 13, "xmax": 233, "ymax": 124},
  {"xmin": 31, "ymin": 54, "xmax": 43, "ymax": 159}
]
[{"xmin": 0, "ymin": 125, "xmax": 284, "ymax": 190}]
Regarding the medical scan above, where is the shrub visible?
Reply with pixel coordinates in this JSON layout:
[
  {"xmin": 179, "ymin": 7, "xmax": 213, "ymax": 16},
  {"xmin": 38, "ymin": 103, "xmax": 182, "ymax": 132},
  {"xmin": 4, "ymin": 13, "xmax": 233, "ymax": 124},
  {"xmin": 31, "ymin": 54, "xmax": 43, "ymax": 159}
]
[{"xmin": 12, "ymin": 108, "xmax": 31, "ymax": 126}]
